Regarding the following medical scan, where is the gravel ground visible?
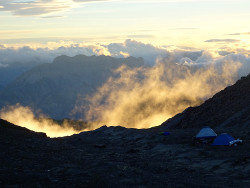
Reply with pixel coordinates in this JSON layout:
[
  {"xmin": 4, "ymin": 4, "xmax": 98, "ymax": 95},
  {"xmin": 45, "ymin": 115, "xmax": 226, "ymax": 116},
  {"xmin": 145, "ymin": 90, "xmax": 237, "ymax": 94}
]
[{"xmin": 0, "ymin": 120, "xmax": 249, "ymax": 188}]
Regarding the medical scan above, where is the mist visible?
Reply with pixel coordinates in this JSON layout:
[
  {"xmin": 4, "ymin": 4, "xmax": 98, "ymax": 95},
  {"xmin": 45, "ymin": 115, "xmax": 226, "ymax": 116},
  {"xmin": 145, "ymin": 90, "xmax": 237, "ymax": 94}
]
[
  {"xmin": 0, "ymin": 104, "xmax": 81, "ymax": 137},
  {"xmin": 74, "ymin": 56, "xmax": 242, "ymax": 129}
]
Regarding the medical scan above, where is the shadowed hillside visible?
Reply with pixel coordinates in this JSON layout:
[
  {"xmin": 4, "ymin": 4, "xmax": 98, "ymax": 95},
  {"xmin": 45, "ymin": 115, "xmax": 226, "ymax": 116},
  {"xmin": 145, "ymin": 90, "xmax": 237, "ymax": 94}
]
[{"xmin": 0, "ymin": 118, "xmax": 46, "ymax": 138}]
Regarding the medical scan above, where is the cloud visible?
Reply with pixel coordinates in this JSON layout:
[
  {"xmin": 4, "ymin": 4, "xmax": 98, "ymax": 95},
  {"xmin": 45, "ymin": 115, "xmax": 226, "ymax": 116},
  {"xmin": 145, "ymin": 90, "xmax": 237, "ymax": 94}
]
[
  {"xmin": 228, "ymin": 32, "xmax": 250, "ymax": 35},
  {"xmin": 0, "ymin": 104, "xmax": 82, "ymax": 137},
  {"xmin": 205, "ymin": 39, "xmax": 241, "ymax": 43},
  {"xmin": 0, "ymin": 40, "xmax": 203, "ymax": 71},
  {"xmin": 0, "ymin": 39, "xmax": 170, "ymax": 70},
  {"xmin": 0, "ymin": 0, "xmax": 74, "ymax": 16},
  {"xmin": 1, "ymin": 39, "xmax": 249, "ymax": 70},
  {"xmin": 73, "ymin": 52, "xmax": 245, "ymax": 129},
  {"xmin": 1, "ymin": 39, "xmax": 249, "ymax": 69},
  {"xmin": 106, "ymin": 39, "xmax": 169, "ymax": 65},
  {"xmin": 72, "ymin": 50, "xmax": 250, "ymax": 130},
  {"xmin": 0, "ymin": 0, "xmax": 112, "ymax": 16},
  {"xmin": 220, "ymin": 53, "xmax": 250, "ymax": 77},
  {"xmin": 0, "ymin": 43, "xmax": 110, "ymax": 68},
  {"xmin": 171, "ymin": 50, "xmax": 203, "ymax": 62}
]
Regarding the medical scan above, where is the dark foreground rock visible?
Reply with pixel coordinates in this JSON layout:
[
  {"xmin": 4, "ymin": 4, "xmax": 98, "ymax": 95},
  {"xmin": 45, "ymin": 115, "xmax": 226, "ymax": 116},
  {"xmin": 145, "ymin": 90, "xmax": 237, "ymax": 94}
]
[{"xmin": 0, "ymin": 120, "xmax": 249, "ymax": 188}]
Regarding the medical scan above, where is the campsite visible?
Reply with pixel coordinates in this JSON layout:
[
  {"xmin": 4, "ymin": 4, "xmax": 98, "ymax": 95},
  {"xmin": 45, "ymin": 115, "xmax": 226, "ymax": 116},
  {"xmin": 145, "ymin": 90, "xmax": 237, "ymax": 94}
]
[
  {"xmin": 1, "ymin": 119, "xmax": 249, "ymax": 187},
  {"xmin": 193, "ymin": 127, "xmax": 243, "ymax": 146}
]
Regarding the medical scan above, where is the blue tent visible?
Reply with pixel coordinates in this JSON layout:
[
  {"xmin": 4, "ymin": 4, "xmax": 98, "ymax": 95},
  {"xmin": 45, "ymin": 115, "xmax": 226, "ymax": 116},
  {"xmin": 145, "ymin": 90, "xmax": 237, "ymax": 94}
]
[
  {"xmin": 196, "ymin": 127, "xmax": 217, "ymax": 139},
  {"xmin": 212, "ymin": 133, "xmax": 235, "ymax": 146},
  {"xmin": 159, "ymin": 132, "xmax": 170, "ymax": 136}
]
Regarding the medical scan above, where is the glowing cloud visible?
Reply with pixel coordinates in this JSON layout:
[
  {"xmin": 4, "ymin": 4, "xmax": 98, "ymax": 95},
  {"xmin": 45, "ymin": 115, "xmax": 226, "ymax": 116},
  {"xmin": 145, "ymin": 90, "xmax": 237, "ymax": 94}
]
[
  {"xmin": 0, "ymin": 104, "xmax": 81, "ymax": 137},
  {"xmin": 74, "ymin": 54, "xmax": 242, "ymax": 129}
]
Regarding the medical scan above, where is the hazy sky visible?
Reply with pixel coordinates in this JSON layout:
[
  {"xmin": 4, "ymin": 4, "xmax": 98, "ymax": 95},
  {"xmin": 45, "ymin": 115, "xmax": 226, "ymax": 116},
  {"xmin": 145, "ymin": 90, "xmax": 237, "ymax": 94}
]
[{"xmin": 1, "ymin": 0, "xmax": 250, "ymax": 49}]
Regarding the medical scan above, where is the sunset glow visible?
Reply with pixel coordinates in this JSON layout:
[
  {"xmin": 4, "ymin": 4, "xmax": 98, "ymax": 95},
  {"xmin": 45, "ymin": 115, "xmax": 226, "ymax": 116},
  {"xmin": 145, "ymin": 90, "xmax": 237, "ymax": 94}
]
[{"xmin": 0, "ymin": 0, "xmax": 250, "ymax": 49}]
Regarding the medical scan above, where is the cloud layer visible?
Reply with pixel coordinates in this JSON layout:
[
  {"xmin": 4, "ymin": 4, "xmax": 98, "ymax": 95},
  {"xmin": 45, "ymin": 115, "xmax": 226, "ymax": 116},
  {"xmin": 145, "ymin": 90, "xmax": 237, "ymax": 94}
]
[
  {"xmin": 1, "ymin": 39, "xmax": 250, "ymax": 70},
  {"xmin": 0, "ymin": 39, "xmax": 169, "ymax": 68}
]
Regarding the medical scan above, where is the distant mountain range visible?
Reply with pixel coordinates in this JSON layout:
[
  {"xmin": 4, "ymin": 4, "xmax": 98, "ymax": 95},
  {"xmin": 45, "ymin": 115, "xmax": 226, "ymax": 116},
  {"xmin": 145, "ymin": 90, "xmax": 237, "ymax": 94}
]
[
  {"xmin": 0, "ymin": 55, "xmax": 144, "ymax": 119},
  {"xmin": 159, "ymin": 73, "xmax": 250, "ymax": 130},
  {"xmin": 1, "ymin": 53, "xmax": 249, "ymax": 131},
  {"xmin": 0, "ymin": 63, "xmax": 36, "ymax": 92}
]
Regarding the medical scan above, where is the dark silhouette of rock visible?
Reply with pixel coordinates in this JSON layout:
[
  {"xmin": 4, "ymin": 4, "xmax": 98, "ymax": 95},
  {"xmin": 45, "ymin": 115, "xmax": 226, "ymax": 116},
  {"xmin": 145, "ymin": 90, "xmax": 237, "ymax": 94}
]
[
  {"xmin": 0, "ymin": 118, "xmax": 47, "ymax": 137},
  {"xmin": 1, "ymin": 117, "xmax": 250, "ymax": 187}
]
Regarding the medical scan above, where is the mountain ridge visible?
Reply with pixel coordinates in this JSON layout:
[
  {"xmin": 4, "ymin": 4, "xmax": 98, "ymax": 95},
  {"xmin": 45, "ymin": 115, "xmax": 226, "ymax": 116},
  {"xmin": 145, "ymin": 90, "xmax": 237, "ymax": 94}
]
[{"xmin": 0, "ymin": 55, "xmax": 144, "ymax": 119}]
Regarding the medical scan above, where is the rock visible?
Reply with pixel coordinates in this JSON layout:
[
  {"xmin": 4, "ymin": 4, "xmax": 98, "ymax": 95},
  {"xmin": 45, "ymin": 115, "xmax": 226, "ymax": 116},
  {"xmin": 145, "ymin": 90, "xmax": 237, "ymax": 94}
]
[
  {"xmin": 126, "ymin": 148, "xmax": 140, "ymax": 154},
  {"xmin": 94, "ymin": 144, "xmax": 106, "ymax": 148}
]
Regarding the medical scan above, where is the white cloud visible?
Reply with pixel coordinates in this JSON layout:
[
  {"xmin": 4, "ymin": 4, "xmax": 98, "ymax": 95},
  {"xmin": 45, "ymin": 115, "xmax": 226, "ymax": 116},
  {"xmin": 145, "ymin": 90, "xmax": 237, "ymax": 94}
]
[
  {"xmin": 0, "ymin": 44, "xmax": 101, "ymax": 68},
  {"xmin": 106, "ymin": 39, "xmax": 169, "ymax": 65}
]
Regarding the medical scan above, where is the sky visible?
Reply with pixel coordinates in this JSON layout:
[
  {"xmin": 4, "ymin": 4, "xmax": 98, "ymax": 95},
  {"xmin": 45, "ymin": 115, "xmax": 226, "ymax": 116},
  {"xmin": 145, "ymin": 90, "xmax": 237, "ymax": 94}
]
[{"xmin": 1, "ymin": 0, "xmax": 250, "ymax": 50}]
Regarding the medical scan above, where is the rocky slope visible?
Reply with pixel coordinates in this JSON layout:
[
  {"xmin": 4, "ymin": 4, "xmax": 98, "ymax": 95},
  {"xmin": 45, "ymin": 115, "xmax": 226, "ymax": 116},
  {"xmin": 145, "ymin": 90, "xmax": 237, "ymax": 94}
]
[
  {"xmin": 0, "ymin": 118, "xmax": 250, "ymax": 187},
  {"xmin": 159, "ymin": 73, "xmax": 250, "ymax": 130},
  {"xmin": 0, "ymin": 55, "xmax": 143, "ymax": 119}
]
